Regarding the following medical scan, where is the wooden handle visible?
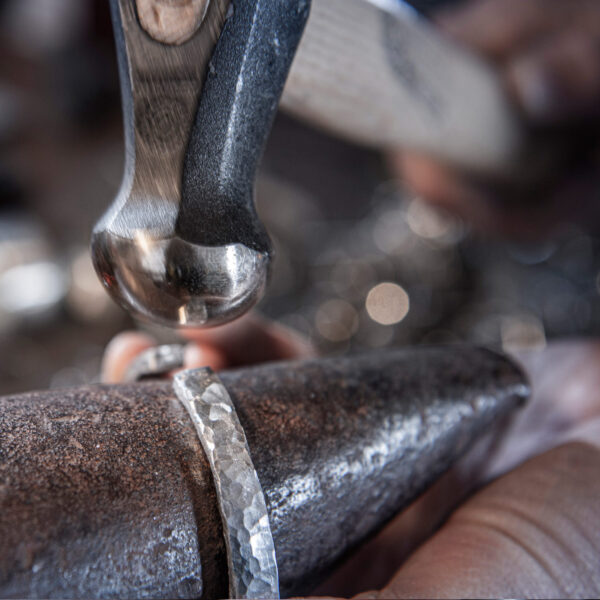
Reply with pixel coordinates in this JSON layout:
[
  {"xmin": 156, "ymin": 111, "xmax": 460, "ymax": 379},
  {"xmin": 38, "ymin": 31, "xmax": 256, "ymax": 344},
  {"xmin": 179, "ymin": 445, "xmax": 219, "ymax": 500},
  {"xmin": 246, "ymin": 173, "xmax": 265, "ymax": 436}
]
[
  {"xmin": 136, "ymin": 0, "xmax": 210, "ymax": 45},
  {"xmin": 282, "ymin": 0, "xmax": 528, "ymax": 177}
]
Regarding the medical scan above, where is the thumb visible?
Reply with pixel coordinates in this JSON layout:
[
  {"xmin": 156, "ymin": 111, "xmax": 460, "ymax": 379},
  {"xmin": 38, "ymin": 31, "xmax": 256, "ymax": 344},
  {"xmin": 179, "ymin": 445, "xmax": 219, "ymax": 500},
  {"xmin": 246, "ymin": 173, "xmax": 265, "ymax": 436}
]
[{"xmin": 372, "ymin": 439, "xmax": 600, "ymax": 599}]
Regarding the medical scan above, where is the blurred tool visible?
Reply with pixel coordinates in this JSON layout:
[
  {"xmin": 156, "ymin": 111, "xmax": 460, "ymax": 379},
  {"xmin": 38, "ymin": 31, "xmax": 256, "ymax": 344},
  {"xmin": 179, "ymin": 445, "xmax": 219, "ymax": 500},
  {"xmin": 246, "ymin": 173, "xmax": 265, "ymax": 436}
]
[{"xmin": 283, "ymin": 0, "xmax": 527, "ymax": 174}]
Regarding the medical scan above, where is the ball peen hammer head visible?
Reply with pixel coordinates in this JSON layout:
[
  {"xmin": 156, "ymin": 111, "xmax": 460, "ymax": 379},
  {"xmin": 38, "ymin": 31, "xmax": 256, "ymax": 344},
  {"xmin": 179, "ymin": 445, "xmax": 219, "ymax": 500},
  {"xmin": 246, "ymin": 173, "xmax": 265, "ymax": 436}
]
[{"xmin": 92, "ymin": 0, "xmax": 311, "ymax": 328}]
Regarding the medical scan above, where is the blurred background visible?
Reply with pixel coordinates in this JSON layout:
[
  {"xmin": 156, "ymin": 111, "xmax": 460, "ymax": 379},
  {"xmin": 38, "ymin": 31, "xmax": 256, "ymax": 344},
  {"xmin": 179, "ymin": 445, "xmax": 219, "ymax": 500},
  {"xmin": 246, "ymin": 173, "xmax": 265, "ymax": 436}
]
[{"xmin": 1, "ymin": 0, "xmax": 599, "ymax": 395}]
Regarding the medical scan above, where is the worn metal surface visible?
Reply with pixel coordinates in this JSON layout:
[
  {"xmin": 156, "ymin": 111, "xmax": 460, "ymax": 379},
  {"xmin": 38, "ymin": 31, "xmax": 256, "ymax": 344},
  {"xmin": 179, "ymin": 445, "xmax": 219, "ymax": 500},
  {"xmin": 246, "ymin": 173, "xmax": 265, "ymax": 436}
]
[
  {"xmin": 0, "ymin": 346, "xmax": 528, "ymax": 598},
  {"xmin": 174, "ymin": 369, "xmax": 279, "ymax": 599},
  {"xmin": 0, "ymin": 380, "xmax": 228, "ymax": 599},
  {"xmin": 92, "ymin": 0, "xmax": 311, "ymax": 329}
]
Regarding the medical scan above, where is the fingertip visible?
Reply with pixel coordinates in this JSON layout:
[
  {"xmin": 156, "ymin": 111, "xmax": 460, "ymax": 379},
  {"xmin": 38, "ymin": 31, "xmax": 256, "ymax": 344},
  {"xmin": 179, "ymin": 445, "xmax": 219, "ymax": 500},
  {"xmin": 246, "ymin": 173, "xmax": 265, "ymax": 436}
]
[
  {"xmin": 183, "ymin": 343, "xmax": 227, "ymax": 371},
  {"xmin": 507, "ymin": 31, "xmax": 600, "ymax": 123},
  {"xmin": 397, "ymin": 153, "xmax": 457, "ymax": 204},
  {"xmin": 182, "ymin": 312, "xmax": 312, "ymax": 366},
  {"xmin": 101, "ymin": 331, "xmax": 156, "ymax": 384}
]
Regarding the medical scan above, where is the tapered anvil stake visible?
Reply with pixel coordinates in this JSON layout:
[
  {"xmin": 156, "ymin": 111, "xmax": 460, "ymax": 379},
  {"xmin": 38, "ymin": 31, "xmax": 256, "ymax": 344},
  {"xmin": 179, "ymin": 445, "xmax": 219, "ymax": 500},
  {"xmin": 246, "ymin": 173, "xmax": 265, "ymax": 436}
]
[{"xmin": 0, "ymin": 347, "xmax": 528, "ymax": 599}]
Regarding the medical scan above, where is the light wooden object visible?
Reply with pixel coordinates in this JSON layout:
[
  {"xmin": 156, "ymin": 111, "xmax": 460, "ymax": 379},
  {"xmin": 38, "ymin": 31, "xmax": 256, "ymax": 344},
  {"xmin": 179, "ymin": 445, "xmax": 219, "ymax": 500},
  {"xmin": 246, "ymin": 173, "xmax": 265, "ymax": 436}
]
[
  {"xmin": 282, "ymin": 0, "xmax": 527, "ymax": 176},
  {"xmin": 136, "ymin": 0, "xmax": 210, "ymax": 45}
]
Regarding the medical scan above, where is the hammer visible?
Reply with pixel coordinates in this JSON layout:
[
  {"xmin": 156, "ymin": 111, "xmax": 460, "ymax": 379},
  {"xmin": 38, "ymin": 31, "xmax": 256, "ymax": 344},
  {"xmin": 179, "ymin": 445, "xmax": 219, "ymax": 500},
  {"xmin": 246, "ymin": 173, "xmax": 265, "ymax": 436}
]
[{"xmin": 92, "ymin": 0, "xmax": 535, "ymax": 329}]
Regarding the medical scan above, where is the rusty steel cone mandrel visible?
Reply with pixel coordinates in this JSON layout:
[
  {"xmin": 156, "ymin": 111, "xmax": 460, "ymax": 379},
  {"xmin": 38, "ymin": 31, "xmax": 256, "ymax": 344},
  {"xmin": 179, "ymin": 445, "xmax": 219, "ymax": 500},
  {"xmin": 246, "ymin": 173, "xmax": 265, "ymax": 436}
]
[{"xmin": 0, "ymin": 347, "xmax": 528, "ymax": 599}]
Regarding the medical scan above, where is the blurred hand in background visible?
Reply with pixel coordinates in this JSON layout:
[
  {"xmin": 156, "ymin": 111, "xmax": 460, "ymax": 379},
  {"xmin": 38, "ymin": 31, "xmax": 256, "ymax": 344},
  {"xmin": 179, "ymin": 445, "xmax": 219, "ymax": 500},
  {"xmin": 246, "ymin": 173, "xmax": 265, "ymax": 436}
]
[
  {"xmin": 395, "ymin": 0, "xmax": 600, "ymax": 238},
  {"xmin": 101, "ymin": 313, "xmax": 314, "ymax": 383}
]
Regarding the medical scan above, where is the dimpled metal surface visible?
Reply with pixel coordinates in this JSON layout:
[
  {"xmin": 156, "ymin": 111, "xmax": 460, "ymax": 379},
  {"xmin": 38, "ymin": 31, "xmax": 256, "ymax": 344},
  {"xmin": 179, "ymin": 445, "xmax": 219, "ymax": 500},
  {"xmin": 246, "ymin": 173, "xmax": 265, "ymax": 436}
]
[
  {"xmin": 0, "ymin": 346, "xmax": 528, "ymax": 598},
  {"xmin": 173, "ymin": 369, "xmax": 279, "ymax": 599}
]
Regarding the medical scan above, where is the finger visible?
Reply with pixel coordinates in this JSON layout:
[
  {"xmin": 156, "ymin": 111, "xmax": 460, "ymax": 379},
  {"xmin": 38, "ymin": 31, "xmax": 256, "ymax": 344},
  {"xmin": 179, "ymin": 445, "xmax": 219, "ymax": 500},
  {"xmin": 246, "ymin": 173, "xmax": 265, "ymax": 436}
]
[
  {"xmin": 101, "ymin": 314, "xmax": 314, "ymax": 384},
  {"xmin": 181, "ymin": 343, "xmax": 227, "ymax": 372},
  {"xmin": 393, "ymin": 152, "xmax": 493, "ymax": 223},
  {"xmin": 507, "ymin": 28, "xmax": 600, "ymax": 123},
  {"xmin": 394, "ymin": 148, "xmax": 600, "ymax": 238},
  {"xmin": 436, "ymin": 0, "xmax": 599, "ymax": 61},
  {"xmin": 371, "ymin": 441, "xmax": 600, "ymax": 599},
  {"xmin": 100, "ymin": 331, "xmax": 156, "ymax": 383},
  {"xmin": 181, "ymin": 312, "xmax": 315, "ymax": 367},
  {"xmin": 394, "ymin": 152, "xmax": 534, "ymax": 236}
]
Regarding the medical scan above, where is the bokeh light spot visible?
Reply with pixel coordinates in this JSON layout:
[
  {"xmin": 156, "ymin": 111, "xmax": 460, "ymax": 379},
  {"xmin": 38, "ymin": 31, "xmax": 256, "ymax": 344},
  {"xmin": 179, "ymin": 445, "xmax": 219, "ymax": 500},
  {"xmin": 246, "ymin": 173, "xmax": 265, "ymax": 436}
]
[
  {"xmin": 315, "ymin": 299, "xmax": 359, "ymax": 342},
  {"xmin": 366, "ymin": 283, "xmax": 410, "ymax": 326}
]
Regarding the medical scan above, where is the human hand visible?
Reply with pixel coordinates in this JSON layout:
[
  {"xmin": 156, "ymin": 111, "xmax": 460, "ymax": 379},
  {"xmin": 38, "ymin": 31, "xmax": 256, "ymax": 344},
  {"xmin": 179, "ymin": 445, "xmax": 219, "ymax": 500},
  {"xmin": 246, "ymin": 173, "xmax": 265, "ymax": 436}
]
[
  {"xmin": 100, "ymin": 313, "xmax": 314, "ymax": 384},
  {"xmin": 394, "ymin": 0, "xmax": 600, "ymax": 238},
  {"xmin": 343, "ymin": 441, "xmax": 600, "ymax": 598}
]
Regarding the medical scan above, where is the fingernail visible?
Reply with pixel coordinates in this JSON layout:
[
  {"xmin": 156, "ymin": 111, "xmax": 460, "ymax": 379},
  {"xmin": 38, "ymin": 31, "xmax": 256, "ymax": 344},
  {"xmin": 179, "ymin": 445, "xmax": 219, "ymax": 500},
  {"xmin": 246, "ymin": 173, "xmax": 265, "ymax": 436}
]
[
  {"xmin": 510, "ymin": 59, "xmax": 563, "ymax": 121},
  {"xmin": 101, "ymin": 332, "xmax": 156, "ymax": 383},
  {"xmin": 184, "ymin": 343, "xmax": 227, "ymax": 371}
]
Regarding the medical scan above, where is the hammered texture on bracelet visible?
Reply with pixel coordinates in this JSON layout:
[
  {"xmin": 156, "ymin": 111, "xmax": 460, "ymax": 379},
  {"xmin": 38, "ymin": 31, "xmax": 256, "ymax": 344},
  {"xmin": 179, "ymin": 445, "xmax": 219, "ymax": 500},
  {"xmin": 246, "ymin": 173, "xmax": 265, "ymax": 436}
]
[{"xmin": 173, "ymin": 368, "xmax": 279, "ymax": 599}]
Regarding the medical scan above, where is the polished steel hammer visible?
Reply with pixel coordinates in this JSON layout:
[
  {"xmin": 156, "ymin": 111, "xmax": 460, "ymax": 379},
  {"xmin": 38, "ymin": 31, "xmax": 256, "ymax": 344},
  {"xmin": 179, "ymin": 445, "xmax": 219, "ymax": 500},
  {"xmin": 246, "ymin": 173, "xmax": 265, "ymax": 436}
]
[
  {"xmin": 92, "ymin": 0, "xmax": 535, "ymax": 329},
  {"xmin": 92, "ymin": 0, "xmax": 310, "ymax": 328}
]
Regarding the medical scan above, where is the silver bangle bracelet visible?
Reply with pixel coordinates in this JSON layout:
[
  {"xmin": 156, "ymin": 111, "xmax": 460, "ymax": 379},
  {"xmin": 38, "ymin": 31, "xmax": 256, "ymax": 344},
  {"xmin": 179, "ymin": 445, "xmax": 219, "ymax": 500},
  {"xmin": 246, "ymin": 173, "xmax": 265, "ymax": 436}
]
[
  {"xmin": 174, "ymin": 368, "xmax": 279, "ymax": 599},
  {"xmin": 122, "ymin": 345, "xmax": 279, "ymax": 598}
]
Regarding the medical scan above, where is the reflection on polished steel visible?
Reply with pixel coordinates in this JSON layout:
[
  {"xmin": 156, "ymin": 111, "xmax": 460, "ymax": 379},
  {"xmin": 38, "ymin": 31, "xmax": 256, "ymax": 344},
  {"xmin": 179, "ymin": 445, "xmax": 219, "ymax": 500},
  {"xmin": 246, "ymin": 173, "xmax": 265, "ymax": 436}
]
[
  {"xmin": 123, "ymin": 343, "xmax": 185, "ymax": 382},
  {"xmin": 92, "ymin": 0, "xmax": 270, "ymax": 328},
  {"xmin": 174, "ymin": 368, "xmax": 280, "ymax": 599},
  {"xmin": 93, "ymin": 225, "xmax": 269, "ymax": 327}
]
